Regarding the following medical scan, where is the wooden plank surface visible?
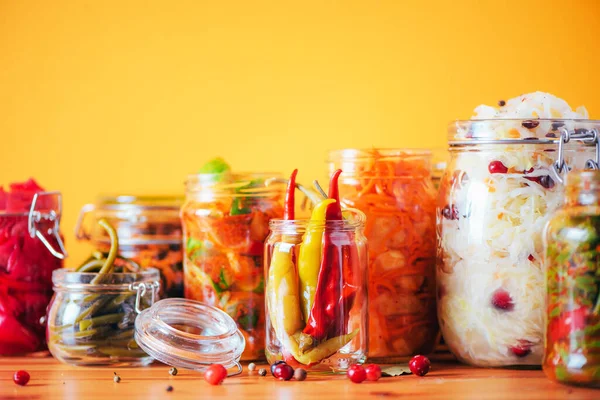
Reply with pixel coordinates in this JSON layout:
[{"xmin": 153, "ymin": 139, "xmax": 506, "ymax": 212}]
[{"xmin": 0, "ymin": 357, "xmax": 598, "ymax": 399}]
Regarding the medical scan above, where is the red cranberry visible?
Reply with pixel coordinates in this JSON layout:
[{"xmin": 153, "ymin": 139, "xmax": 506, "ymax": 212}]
[
  {"xmin": 509, "ymin": 341, "xmax": 532, "ymax": 357},
  {"xmin": 491, "ymin": 289, "xmax": 514, "ymax": 311},
  {"xmin": 270, "ymin": 360, "xmax": 286, "ymax": 376},
  {"xmin": 365, "ymin": 364, "xmax": 382, "ymax": 381},
  {"xmin": 347, "ymin": 364, "xmax": 367, "ymax": 384},
  {"xmin": 13, "ymin": 370, "xmax": 30, "ymax": 386},
  {"xmin": 273, "ymin": 363, "xmax": 294, "ymax": 381},
  {"xmin": 488, "ymin": 161, "xmax": 508, "ymax": 174},
  {"xmin": 442, "ymin": 205, "xmax": 460, "ymax": 220},
  {"xmin": 409, "ymin": 355, "xmax": 430, "ymax": 377},
  {"xmin": 528, "ymin": 254, "xmax": 535, "ymax": 262},
  {"xmin": 525, "ymin": 175, "xmax": 555, "ymax": 189},
  {"xmin": 522, "ymin": 120, "xmax": 540, "ymax": 129}
]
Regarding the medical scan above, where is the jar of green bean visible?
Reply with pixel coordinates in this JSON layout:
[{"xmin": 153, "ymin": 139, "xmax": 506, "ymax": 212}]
[{"xmin": 47, "ymin": 268, "xmax": 160, "ymax": 366}]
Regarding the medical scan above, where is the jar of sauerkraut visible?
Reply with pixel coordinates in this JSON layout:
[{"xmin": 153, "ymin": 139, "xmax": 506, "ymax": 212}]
[
  {"xmin": 182, "ymin": 172, "xmax": 284, "ymax": 361},
  {"xmin": 437, "ymin": 92, "xmax": 598, "ymax": 367},
  {"xmin": 544, "ymin": 170, "xmax": 600, "ymax": 387},
  {"xmin": 328, "ymin": 149, "xmax": 438, "ymax": 362}
]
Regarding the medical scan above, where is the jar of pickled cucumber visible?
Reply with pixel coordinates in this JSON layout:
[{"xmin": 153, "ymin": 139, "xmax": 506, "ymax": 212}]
[
  {"xmin": 327, "ymin": 149, "xmax": 438, "ymax": 362},
  {"xmin": 544, "ymin": 170, "xmax": 600, "ymax": 387},
  {"xmin": 76, "ymin": 195, "xmax": 184, "ymax": 298},
  {"xmin": 181, "ymin": 172, "xmax": 284, "ymax": 360}
]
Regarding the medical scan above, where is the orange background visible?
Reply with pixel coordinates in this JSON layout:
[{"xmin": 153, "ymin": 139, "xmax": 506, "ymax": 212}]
[{"xmin": 1, "ymin": 0, "xmax": 599, "ymax": 263}]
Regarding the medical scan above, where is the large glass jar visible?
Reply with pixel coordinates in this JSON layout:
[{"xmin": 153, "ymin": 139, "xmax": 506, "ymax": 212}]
[
  {"xmin": 327, "ymin": 149, "xmax": 438, "ymax": 362},
  {"xmin": 76, "ymin": 195, "xmax": 184, "ymax": 298},
  {"xmin": 264, "ymin": 212, "xmax": 368, "ymax": 372},
  {"xmin": 0, "ymin": 190, "xmax": 65, "ymax": 356},
  {"xmin": 544, "ymin": 170, "xmax": 600, "ymax": 387},
  {"xmin": 437, "ymin": 119, "xmax": 599, "ymax": 367},
  {"xmin": 181, "ymin": 173, "xmax": 284, "ymax": 361},
  {"xmin": 47, "ymin": 268, "xmax": 160, "ymax": 366}
]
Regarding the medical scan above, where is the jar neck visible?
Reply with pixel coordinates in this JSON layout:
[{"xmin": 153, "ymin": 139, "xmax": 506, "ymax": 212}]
[
  {"xmin": 327, "ymin": 148, "xmax": 432, "ymax": 179},
  {"xmin": 565, "ymin": 171, "xmax": 600, "ymax": 206},
  {"xmin": 184, "ymin": 172, "xmax": 284, "ymax": 199}
]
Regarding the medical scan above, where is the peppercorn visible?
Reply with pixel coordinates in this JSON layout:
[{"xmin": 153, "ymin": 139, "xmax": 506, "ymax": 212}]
[
  {"xmin": 248, "ymin": 363, "xmax": 257, "ymax": 372},
  {"xmin": 293, "ymin": 368, "xmax": 307, "ymax": 381},
  {"xmin": 169, "ymin": 367, "xmax": 178, "ymax": 376},
  {"xmin": 166, "ymin": 385, "xmax": 174, "ymax": 392},
  {"xmin": 498, "ymin": 100, "xmax": 506, "ymax": 107},
  {"xmin": 113, "ymin": 373, "xmax": 121, "ymax": 383},
  {"xmin": 258, "ymin": 368, "xmax": 267, "ymax": 377}
]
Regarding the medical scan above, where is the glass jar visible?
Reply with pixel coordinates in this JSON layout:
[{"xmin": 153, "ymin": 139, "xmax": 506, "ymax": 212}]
[
  {"xmin": 264, "ymin": 212, "xmax": 368, "ymax": 372},
  {"xmin": 47, "ymin": 268, "xmax": 160, "ymax": 366},
  {"xmin": 181, "ymin": 173, "xmax": 284, "ymax": 361},
  {"xmin": 0, "ymin": 191, "xmax": 66, "ymax": 355},
  {"xmin": 543, "ymin": 170, "xmax": 600, "ymax": 387},
  {"xmin": 76, "ymin": 195, "xmax": 184, "ymax": 298},
  {"xmin": 437, "ymin": 119, "xmax": 599, "ymax": 367},
  {"xmin": 327, "ymin": 149, "xmax": 438, "ymax": 362}
]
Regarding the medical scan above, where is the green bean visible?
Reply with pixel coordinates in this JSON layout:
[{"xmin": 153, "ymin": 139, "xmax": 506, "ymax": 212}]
[
  {"xmin": 97, "ymin": 347, "xmax": 147, "ymax": 358},
  {"xmin": 91, "ymin": 218, "xmax": 119, "ymax": 284},
  {"xmin": 79, "ymin": 313, "xmax": 125, "ymax": 331},
  {"xmin": 50, "ymin": 327, "xmax": 111, "ymax": 343},
  {"xmin": 103, "ymin": 293, "xmax": 134, "ymax": 313},
  {"xmin": 76, "ymin": 259, "xmax": 104, "ymax": 273},
  {"xmin": 52, "ymin": 343, "xmax": 98, "ymax": 355},
  {"xmin": 74, "ymin": 297, "xmax": 111, "ymax": 324},
  {"xmin": 108, "ymin": 329, "xmax": 135, "ymax": 340}
]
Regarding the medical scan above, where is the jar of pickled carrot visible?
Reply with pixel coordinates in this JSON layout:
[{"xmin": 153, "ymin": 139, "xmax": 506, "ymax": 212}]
[
  {"xmin": 327, "ymin": 149, "xmax": 438, "ymax": 362},
  {"xmin": 181, "ymin": 172, "xmax": 284, "ymax": 361}
]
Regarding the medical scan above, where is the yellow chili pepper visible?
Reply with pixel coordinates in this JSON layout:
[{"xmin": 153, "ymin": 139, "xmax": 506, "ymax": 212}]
[
  {"xmin": 297, "ymin": 199, "xmax": 336, "ymax": 322},
  {"xmin": 285, "ymin": 329, "xmax": 359, "ymax": 365}
]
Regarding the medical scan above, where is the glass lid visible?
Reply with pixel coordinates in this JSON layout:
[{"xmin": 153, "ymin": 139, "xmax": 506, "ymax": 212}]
[{"xmin": 134, "ymin": 298, "xmax": 245, "ymax": 375}]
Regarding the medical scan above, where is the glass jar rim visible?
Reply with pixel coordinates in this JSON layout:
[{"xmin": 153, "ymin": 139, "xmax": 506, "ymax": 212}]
[
  {"xmin": 185, "ymin": 172, "xmax": 285, "ymax": 197},
  {"xmin": 269, "ymin": 208, "xmax": 366, "ymax": 231},
  {"xmin": 134, "ymin": 298, "xmax": 245, "ymax": 374},
  {"xmin": 94, "ymin": 194, "xmax": 184, "ymax": 210},
  {"xmin": 52, "ymin": 268, "xmax": 161, "ymax": 291},
  {"xmin": 327, "ymin": 148, "xmax": 432, "ymax": 161}
]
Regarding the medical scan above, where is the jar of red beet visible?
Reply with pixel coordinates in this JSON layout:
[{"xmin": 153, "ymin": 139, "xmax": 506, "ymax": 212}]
[{"xmin": 0, "ymin": 179, "xmax": 66, "ymax": 355}]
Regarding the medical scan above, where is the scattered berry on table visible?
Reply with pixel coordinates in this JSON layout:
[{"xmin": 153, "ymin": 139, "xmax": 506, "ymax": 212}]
[
  {"xmin": 273, "ymin": 363, "xmax": 294, "ymax": 381},
  {"xmin": 270, "ymin": 360, "xmax": 286, "ymax": 376},
  {"xmin": 248, "ymin": 363, "xmax": 257, "ymax": 372},
  {"xmin": 347, "ymin": 364, "xmax": 367, "ymax": 384},
  {"xmin": 166, "ymin": 385, "xmax": 174, "ymax": 392},
  {"xmin": 169, "ymin": 367, "xmax": 178, "ymax": 376},
  {"xmin": 409, "ymin": 355, "xmax": 431, "ymax": 377},
  {"xmin": 13, "ymin": 370, "xmax": 30, "ymax": 386},
  {"xmin": 258, "ymin": 368, "xmax": 267, "ymax": 377},
  {"xmin": 365, "ymin": 364, "xmax": 382, "ymax": 381},
  {"xmin": 293, "ymin": 368, "xmax": 307, "ymax": 381},
  {"xmin": 205, "ymin": 364, "xmax": 228, "ymax": 385}
]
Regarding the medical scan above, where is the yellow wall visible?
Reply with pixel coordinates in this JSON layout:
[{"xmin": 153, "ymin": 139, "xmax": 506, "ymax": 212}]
[{"xmin": 1, "ymin": 0, "xmax": 599, "ymax": 263}]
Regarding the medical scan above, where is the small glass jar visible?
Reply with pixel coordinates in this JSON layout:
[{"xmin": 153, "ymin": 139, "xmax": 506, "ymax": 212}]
[
  {"xmin": 181, "ymin": 172, "xmax": 284, "ymax": 361},
  {"xmin": 437, "ymin": 119, "xmax": 599, "ymax": 367},
  {"xmin": 264, "ymin": 212, "xmax": 368, "ymax": 372},
  {"xmin": 47, "ymin": 268, "xmax": 160, "ymax": 366},
  {"xmin": 76, "ymin": 195, "xmax": 184, "ymax": 298},
  {"xmin": 0, "ymin": 191, "xmax": 66, "ymax": 356},
  {"xmin": 543, "ymin": 170, "xmax": 600, "ymax": 387},
  {"xmin": 328, "ymin": 149, "xmax": 438, "ymax": 362}
]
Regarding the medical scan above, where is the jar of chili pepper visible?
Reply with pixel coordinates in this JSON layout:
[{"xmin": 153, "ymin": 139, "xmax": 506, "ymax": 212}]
[
  {"xmin": 0, "ymin": 180, "xmax": 66, "ymax": 356},
  {"xmin": 182, "ymin": 171, "xmax": 284, "ymax": 361},
  {"xmin": 543, "ymin": 170, "xmax": 600, "ymax": 387},
  {"xmin": 265, "ymin": 169, "xmax": 369, "ymax": 372},
  {"xmin": 75, "ymin": 195, "xmax": 184, "ymax": 298},
  {"xmin": 327, "ymin": 149, "xmax": 438, "ymax": 363}
]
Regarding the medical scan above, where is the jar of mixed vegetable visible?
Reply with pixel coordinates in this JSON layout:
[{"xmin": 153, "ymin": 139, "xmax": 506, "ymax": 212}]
[
  {"xmin": 0, "ymin": 179, "xmax": 66, "ymax": 356},
  {"xmin": 437, "ymin": 92, "xmax": 598, "ymax": 367},
  {"xmin": 265, "ymin": 169, "xmax": 368, "ymax": 372},
  {"xmin": 181, "ymin": 160, "xmax": 284, "ymax": 361},
  {"xmin": 76, "ymin": 195, "xmax": 184, "ymax": 298},
  {"xmin": 327, "ymin": 149, "xmax": 438, "ymax": 362},
  {"xmin": 544, "ymin": 170, "xmax": 600, "ymax": 387}
]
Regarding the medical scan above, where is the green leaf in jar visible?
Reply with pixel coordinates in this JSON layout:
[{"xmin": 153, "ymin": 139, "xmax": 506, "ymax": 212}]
[{"xmin": 381, "ymin": 366, "xmax": 412, "ymax": 377}]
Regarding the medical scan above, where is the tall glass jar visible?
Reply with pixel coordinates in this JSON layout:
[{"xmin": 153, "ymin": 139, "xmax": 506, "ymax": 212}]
[
  {"xmin": 181, "ymin": 173, "xmax": 284, "ymax": 361},
  {"xmin": 437, "ymin": 119, "xmax": 599, "ymax": 367},
  {"xmin": 327, "ymin": 149, "xmax": 438, "ymax": 362},
  {"xmin": 543, "ymin": 170, "xmax": 600, "ymax": 387},
  {"xmin": 76, "ymin": 195, "xmax": 184, "ymax": 298},
  {"xmin": 264, "ymin": 211, "xmax": 368, "ymax": 372},
  {"xmin": 0, "ymin": 191, "xmax": 65, "ymax": 356}
]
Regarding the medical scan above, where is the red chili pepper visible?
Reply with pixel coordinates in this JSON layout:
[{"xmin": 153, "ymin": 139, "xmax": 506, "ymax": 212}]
[
  {"xmin": 284, "ymin": 169, "xmax": 298, "ymax": 220},
  {"xmin": 326, "ymin": 169, "xmax": 343, "ymax": 220}
]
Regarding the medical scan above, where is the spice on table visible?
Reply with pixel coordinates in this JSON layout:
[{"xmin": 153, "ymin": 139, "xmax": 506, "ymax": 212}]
[
  {"xmin": 113, "ymin": 372, "xmax": 121, "ymax": 383},
  {"xmin": 169, "ymin": 367, "xmax": 178, "ymax": 376},
  {"xmin": 166, "ymin": 385, "xmax": 174, "ymax": 392},
  {"xmin": 293, "ymin": 368, "xmax": 307, "ymax": 381},
  {"xmin": 409, "ymin": 355, "xmax": 430, "ymax": 377},
  {"xmin": 248, "ymin": 362, "xmax": 257, "ymax": 372},
  {"xmin": 13, "ymin": 370, "xmax": 30, "ymax": 386},
  {"xmin": 258, "ymin": 368, "xmax": 267, "ymax": 377}
]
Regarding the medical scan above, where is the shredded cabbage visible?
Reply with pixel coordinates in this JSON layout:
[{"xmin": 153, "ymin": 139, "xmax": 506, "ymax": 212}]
[{"xmin": 438, "ymin": 92, "xmax": 592, "ymax": 366}]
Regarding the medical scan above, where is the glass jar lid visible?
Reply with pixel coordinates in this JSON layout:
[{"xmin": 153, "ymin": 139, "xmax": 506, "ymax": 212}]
[{"xmin": 134, "ymin": 298, "xmax": 245, "ymax": 374}]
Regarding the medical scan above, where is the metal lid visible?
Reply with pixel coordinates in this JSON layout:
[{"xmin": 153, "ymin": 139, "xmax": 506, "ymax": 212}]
[{"xmin": 134, "ymin": 298, "xmax": 245, "ymax": 375}]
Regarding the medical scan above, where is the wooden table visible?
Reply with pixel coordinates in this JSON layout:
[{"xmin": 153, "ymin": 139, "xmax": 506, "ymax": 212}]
[{"xmin": 1, "ymin": 357, "xmax": 598, "ymax": 399}]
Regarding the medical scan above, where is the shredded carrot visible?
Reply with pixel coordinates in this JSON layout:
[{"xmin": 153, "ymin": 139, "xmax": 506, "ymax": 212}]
[{"xmin": 340, "ymin": 150, "xmax": 438, "ymax": 359}]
